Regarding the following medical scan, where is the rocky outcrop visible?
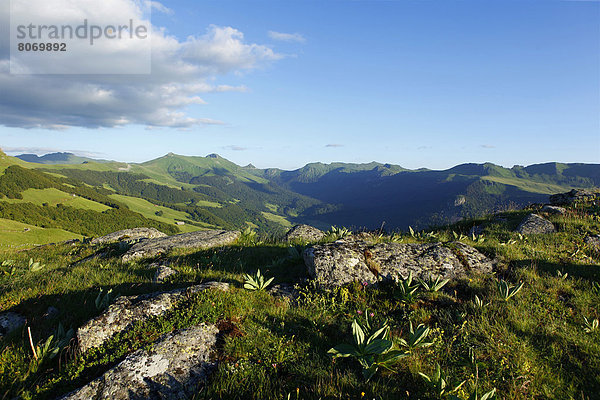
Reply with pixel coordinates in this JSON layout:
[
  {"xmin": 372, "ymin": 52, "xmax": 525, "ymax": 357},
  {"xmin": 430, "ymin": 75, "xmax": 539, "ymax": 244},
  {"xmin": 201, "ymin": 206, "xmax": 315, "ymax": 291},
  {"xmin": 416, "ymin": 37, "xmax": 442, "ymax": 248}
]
[
  {"xmin": 121, "ymin": 230, "xmax": 240, "ymax": 262},
  {"xmin": 91, "ymin": 228, "xmax": 167, "ymax": 245},
  {"xmin": 541, "ymin": 205, "xmax": 566, "ymax": 215},
  {"xmin": 284, "ymin": 224, "xmax": 325, "ymax": 242},
  {"xmin": 515, "ymin": 214, "xmax": 556, "ymax": 234},
  {"xmin": 303, "ymin": 241, "xmax": 494, "ymax": 287},
  {"xmin": 549, "ymin": 189, "xmax": 598, "ymax": 205},
  {"xmin": 77, "ymin": 282, "xmax": 229, "ymax": 352},
  {"xmin": 153, "ymin": 265, "xmax": 178, "ymax": 283},
  {"xmin": 0, "ymin": 312, "xmax": 26, "ymax": 338},
  {"xmin": 585, "ymin": 235, "xmax": 600, "ymax": 250},
  {"xmin": 62, "ymin": 324, "xmax": 218, "ymax": 400}
]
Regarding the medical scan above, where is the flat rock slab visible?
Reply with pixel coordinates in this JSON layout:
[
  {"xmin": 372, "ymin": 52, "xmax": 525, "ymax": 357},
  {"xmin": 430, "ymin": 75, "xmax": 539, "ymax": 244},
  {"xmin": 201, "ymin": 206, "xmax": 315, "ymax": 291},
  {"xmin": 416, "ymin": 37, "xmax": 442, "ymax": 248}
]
[
  {"xmin": 0, "ymin": 312, "xmax": 26, "ymax": 338},
  {"xmin": 585, "ymin": 235, "xmax": 600, "ymax": 250},
  {"xmin": 77, "ymin": 282, "xmax": 229, "ymax": 353},
  {"xmin": 284, "ymin": 224, "xmax": 325, "ymax": 242},
  {"xmin": 153, "ymin": 265, "xmax": 178, "ymax": 283},
  {"xmin": 91, "ymin": 228, "xmax": 167, "ymax": 245},
  {"xmin": 122, "ymin": 230, "xmax": 240, "ymax": 262},
  {"xmin": 303, "ymin": 241, "xmax": 494, "ymax": 287},
  {"xmin": 62, "ymin": 324, "xmax": 218, "ymax": 400},
  {"xmin": 515, "ymin": 214, "xmax": 556, "ymax": 234}
]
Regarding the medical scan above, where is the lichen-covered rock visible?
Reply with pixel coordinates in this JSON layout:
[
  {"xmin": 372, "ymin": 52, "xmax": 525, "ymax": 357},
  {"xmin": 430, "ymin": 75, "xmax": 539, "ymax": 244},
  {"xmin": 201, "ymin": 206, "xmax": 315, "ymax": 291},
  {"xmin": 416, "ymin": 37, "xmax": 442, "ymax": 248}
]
[
  {"xmin": 515, "ymin": 214, "xmax": 556, "ymax": 234},
  {"xmin": 77, "ymin": 282, "xmax": 229, "ymax": 352},
  {"xmin": 585, "ymin": 235, "xmax": 600, "ymax": 250},
  {"xmin": 61, "ymin": 324, "xmax": 218, "ymax": 400},
  {"xmin": 284, "ymin": 224, "xmax": 325, "ymax": 242},
  {"xmin": 91, "ymin": 228, "xmax": 167, "ymax": 245},
  {"xmin": 303, "ymin": 241, "xmax": 494, "ymax": 287},
  {"xmin": 0, "ymin": 312, "xmax": 26, "ymax": 338},
  {"xmin": 122, "ymin": 230, "xmax": 240, "ymax": 262},
  {"xmin": 541, "ymin": 205, "xmax": 566, "ymax": 215},
  {"xmin": 549, "ymin": 189, "xmax": 598, "ymax": 205},
  {"xmin": 153, "ymin": 265, "xmax": 178, "ymax": 283}
]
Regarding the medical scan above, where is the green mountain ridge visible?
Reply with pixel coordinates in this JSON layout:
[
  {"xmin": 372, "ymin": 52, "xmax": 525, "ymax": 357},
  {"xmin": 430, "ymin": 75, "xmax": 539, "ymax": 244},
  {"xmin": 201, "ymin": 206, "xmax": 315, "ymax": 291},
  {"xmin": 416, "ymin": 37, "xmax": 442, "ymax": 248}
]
[{"xmin": 0, "ymin": 149, "xmax": 598, "ymax": 247}]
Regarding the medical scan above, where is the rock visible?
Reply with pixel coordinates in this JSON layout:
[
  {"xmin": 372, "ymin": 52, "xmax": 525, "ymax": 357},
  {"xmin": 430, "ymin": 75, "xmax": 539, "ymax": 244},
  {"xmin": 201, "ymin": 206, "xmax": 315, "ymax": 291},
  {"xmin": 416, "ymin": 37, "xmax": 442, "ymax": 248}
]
[
  {"xmin": 77, "ymin": 282, "xmax": 229, "ymax": 352},
  {"xmin": 268, "ymin": 283, "xmax": 298, "ymax": 300},
  {"xmin": 44, "ymin": 306, "xmax": 60, "ymax": 319},
  {"xmin": 284, "ymin": 224, "xmax": 325, "ymax": 242},
  {"xmin": 541, "ymin": 205, "xmax": 566, "ymax": 215},
  {"xmin": 121, "ymin": 230, "xmax": 240, "ymax": 262},
  {"xmin": 0, "ymin": 312, "xmax": 26, "ymax": 338},
  {"xmin": 91, "ymin": 228, "xmax": 167, "ymax": 245},
  {"xmin": 61, "ymin": 324, "xmax": 218, "ymax": 400},
  {"xmin": 549, "ymin": 189, "xmax": 598, "ymax": 205},
  {"xmin": 303, "ymin": 241, "xmax": 494, "ymax": 288},
  {"xmin": 515, "ymin": 214, "xmax": 556, "ymax": 234},
  {"xmin": 153, "ymin": 265, "xmax": 178, "ymax": 284},
  {"xmin": 585, "ymin": 235, "xmax": 600, "ymax": 250}
]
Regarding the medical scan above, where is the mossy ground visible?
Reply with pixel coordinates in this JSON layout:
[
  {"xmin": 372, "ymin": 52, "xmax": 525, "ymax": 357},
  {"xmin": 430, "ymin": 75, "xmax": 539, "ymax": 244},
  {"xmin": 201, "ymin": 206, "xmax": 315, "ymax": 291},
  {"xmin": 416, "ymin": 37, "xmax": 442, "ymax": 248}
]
[{"xmin": 0, "ymin": 201, "xmax": 599, "ymax": 400}]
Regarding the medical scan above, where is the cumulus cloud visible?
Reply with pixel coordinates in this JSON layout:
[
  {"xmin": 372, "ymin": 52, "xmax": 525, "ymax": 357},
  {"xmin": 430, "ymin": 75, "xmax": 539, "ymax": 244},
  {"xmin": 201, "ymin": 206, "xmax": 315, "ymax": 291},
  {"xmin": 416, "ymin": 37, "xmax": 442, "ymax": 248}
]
[
  {"xmin": 268, "ymin": 31, "xmax": 306, "ymax": 43},
  {"xmin": 0, "ymin": 1, "xmax": 282, "ymax": 129},
  {"xmin": 325, "ymin": 144, "xmax": 344, "ymax": 148}
]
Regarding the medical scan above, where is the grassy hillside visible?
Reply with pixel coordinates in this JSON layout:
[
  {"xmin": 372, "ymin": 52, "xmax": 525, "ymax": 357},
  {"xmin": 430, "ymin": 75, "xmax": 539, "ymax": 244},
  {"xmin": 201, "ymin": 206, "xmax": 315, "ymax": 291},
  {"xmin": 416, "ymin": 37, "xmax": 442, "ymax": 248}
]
[
  {"xmin": 0, "ymin": 193, "xmax": 598, "ymax": 399},
  {"xmin": 0, "ymin": 218, "xmax": 82, "ymax": 251},
  {"xmin": 15, "ymin": 152, "xmax": 113, "ymax": 165}
]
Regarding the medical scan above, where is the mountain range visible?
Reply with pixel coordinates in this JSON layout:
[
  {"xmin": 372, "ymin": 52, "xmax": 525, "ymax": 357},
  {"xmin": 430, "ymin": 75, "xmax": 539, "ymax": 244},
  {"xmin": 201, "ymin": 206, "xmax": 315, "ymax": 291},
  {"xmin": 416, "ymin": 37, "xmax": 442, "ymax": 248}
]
[{"xmin": 1, "ymin": 149, "xmax": 598, "ymax": 247}]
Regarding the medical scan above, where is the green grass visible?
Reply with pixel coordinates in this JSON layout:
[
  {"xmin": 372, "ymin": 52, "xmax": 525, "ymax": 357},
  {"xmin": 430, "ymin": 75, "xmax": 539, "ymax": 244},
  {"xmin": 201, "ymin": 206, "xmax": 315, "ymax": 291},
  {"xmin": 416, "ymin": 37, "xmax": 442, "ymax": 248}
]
[
  {"xmin": 261, "ymin": 211, "xmax": 293, "ymax": 228},
  {"xmin": 0, "ymin": 218, "xmax": 82, "ymax": 251},
  {"xmin": 1, "ymin": 188, "xmax": 111, "ymax": 212},
  {"xmin": 108, "ymin": 193, "xmax": 212, "ymax": 232},
  {"xmin": 481, "ymin": 176, "xmax": 577, "ymax": 195},
  {"xmin": 0, "ymin": 199, "xmax": 599, "ymax": 399}
]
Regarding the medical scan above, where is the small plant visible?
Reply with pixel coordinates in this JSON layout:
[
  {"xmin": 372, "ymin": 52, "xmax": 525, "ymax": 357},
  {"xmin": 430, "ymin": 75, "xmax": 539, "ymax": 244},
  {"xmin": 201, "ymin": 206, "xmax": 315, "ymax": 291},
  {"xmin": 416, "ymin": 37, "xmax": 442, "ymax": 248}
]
[
  {"xmin": 239, "ymin": 227, "xmax": 258, "ymax": 245},
  {"xmin": 398, "ymin": 321, "xmax": 433, "ymax": 351},
  {"xmin": 328, "ymin": 313, "xmax": 408, "ymax": 380},
  {"xmin": 287, "ymin": 245, "xmax": 304, "ymax": 261},
  {"xmin": 419, "ymin": 363, "xmax": 465, "ymax": 397},
  {"xmin": 452, "ymin": 231, "xmax": 467, "ymax": 241},
  {"xmin": 473, "ymin": 295, "xmax": 489, "ymax": 308},
  {"xmin": 95, "ymin": 288, "xmax": 115, "ymax": 311},
  {"xmin": 243, "ymin": 269, "xmax": 274, "ymax": 291},
  {"xmin": 556, "ymin": 270, "xmax": 569, "ymax": 280},
  {"xmin": 327, "ymin": 226, "xmax": 352, "ymax": 240},
  {"xmin": 496, "ymin": 279, "xmax": 524, "ymax": 301},
  {"xmin": 448, "ymin": 388, "xmax": 496, "ymax": 400},
  {"xmin": 28, "ymin": 323, "xmax": 73, "ymax": 373},
  {"xmin": 583, "ymin": 317, "xmax": 599, "ymax": 333},
  {"xmin": 395, "ymin": 271, "xmax": 420, "ymax": 303},
  {"xmin": 1, "ymin": 260, "xmax": 17, "ymax": 276},
  {"xmin": 28, "ymin": 258, "xmax": 45, "ymax": 272},
  {"xmin": 418, "ymin": 275, "xmax": 449, "ymax": 292}
]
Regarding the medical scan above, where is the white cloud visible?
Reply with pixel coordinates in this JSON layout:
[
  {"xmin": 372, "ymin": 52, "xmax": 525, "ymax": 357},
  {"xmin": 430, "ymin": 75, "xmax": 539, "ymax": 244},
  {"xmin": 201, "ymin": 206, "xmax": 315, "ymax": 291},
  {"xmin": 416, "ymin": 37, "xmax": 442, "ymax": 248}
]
[
  {"xmin": 268, "ymin": 31, "xmax": 306, "ymax": 43},
  {"xmin": 325, "ymin": 144, "xmax": 344, "ymax": 148},
  {"xmin": 480, "ymin": 144, "xmax": 496, "ymax": 149},
  {"xmin": 0, "ymin": 1, "xmax": 282, "ymax": 129}
]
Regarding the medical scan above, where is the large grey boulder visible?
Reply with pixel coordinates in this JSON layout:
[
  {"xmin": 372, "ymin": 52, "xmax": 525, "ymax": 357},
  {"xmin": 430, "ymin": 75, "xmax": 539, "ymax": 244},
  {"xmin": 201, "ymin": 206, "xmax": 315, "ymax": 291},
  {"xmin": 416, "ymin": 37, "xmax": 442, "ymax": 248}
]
[
  {"xmin": 61, "ymin": 324, "xmax": 218, "ymax": 400},
  {"xmin": 303, "ymin": 241, "xmax": 494, "ymax": 287},
  {"xmin": 121, "ymin": 230, "xmax": 240, "ymax": 262},
  {"xmin": 0, "ymin": 312, "xmax": 26, "ymax": 339},
  {"xmin": 91, "ymin": 228, "xmax": 167, "ymax": 245},
  {"xmin": 77, "ymin": 282, "xmax": 229, "ymax": 352},
  {"xmin": 549, "ymin": 189, "xmax": 598, "ymax": 205},
  {"xmin": 515, "ymin": 214, "xmax": 556, "ymax": 234},
  {"xmin": 284, "ymin": 224, "xmax": 325, "ymax": 242}
]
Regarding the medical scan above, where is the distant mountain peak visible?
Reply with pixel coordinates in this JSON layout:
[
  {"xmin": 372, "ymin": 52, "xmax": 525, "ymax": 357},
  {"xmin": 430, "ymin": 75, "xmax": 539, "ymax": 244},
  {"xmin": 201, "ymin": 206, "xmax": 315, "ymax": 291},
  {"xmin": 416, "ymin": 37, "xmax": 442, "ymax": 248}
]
[{"xmin": 206, "ymin": 153, "xmax": 221, "ymax": 159}]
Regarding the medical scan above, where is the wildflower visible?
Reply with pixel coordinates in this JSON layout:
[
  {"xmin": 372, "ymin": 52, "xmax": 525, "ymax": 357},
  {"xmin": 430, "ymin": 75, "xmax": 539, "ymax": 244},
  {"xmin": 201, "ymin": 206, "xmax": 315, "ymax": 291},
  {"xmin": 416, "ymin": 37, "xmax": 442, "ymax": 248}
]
[
  {"xmin": 272, "ymin": 363, "xmax": 277, "ymax": 368},
  {"xmin": 357, "ymin": 310, "xmax": 363, "ymax": 315},
  {"xmin": 369, "ymin": 312, "xmax": 375, "ymax": 317},
  {"xmin": 362, "ymin": 281, "xmax": 368, "ymax": 286}
]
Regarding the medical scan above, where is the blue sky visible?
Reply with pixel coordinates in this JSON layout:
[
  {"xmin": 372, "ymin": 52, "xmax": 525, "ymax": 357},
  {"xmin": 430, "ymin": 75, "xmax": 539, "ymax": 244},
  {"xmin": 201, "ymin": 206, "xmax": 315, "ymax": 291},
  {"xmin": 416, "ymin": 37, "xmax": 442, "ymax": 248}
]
[{"xmin": 0, "ymin": 0, "xmax": 598, "ymax": 170}]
